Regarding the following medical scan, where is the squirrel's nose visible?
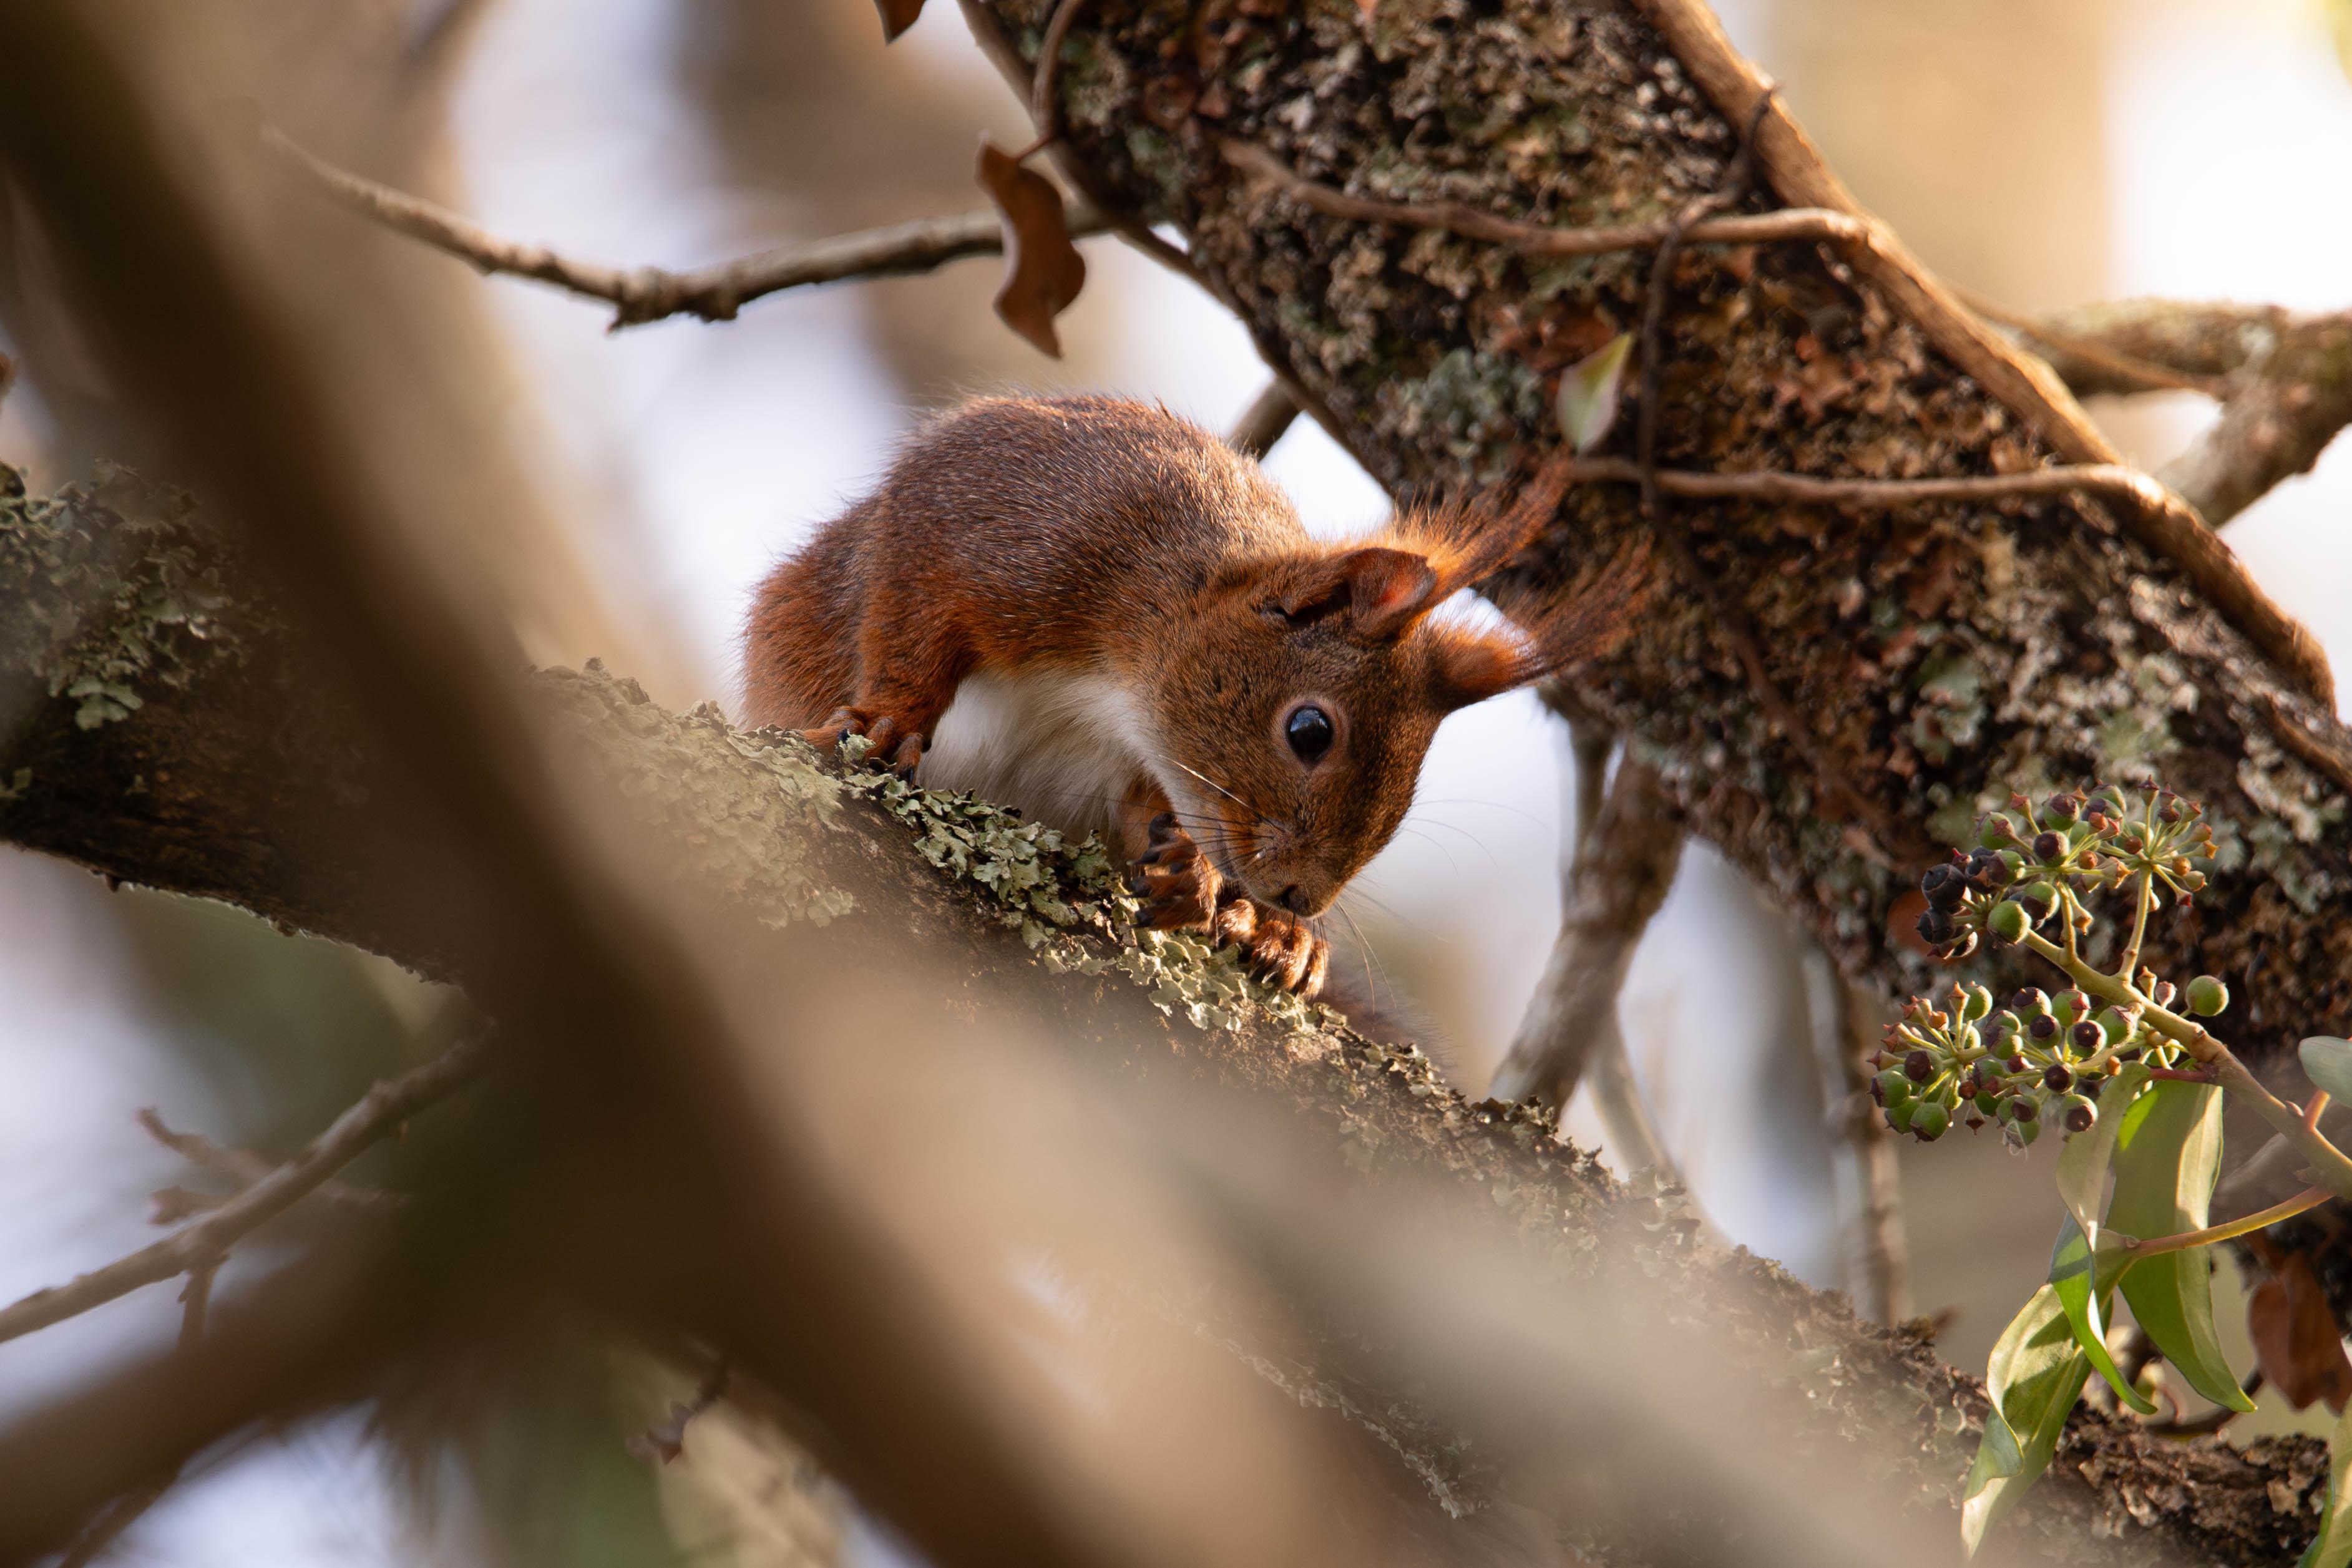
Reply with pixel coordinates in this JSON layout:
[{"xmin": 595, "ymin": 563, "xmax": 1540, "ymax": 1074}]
[{"xmin": 1279, "ymin": 884, "xmax": 1312, "ymax": 914}]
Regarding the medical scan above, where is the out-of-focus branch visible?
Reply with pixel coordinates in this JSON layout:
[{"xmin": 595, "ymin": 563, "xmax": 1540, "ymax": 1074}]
[
  {"xmin": 137, "ymin": 1108, "xmax": 408, "ymax": 1219},
  {"xmin": 2011, "ymin": 298, "xmax": 2290, "ymax": 397},
  {"xmin": 1800, "ymin": 953, "xmax": 1911, "ymax": 1325},
  {"xmin": 1225, "ymin": 381, "xmax": 1300, "ymax": 460},
  {"xmin": 1488, "ymin": 757, "xmax": 1686, "ymax": 1121},
  {"xmin": 271, "ymin": 130, "xmax": 1112, "ymax": 329},
  {"xmin": 0, "ymin": 1032, "xmax": 490, "ymax": 1347},
  {"xmin": 2160, "ymin": 309, "xmax": 2352, "ymax": 525},
  {"xmin": 1541, "ymin": 711, "xmax": 1677, "ymax": 1176}
]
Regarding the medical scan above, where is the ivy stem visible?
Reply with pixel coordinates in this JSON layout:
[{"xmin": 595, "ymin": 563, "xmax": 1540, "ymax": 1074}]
[
  {"xmin": 2308, "ymin": 1090, "xmax": 2332, "ymax": 1135},
  {"xmin": 2125, "ymin": 1187, "xmax": 2331, "ymax": 1260},
  {"xmin": 2147, "ymin": 1066, "xmax": 2218, "ymax": 1084},
  {"xmin": 2115, "ymin": 870, "xmax": 2154, "ymax": 983},
  {"xmin": 2018, "ymin": 927, "xmax": 2352, "ymax": 1203}
]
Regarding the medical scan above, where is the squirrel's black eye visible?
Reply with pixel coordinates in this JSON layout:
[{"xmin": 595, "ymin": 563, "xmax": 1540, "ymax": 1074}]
[{"xmin": 1286, "ymin": 704, "xmax": 1335, "ymax": 764}]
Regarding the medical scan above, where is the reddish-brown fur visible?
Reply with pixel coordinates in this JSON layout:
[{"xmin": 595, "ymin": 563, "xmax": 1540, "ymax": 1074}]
[{"xmin": 743, "ymin": 395, "xmax": 1640, "ymax": 997}]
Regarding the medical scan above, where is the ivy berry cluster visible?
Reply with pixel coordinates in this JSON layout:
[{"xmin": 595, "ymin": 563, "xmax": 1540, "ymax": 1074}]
[{"xmin": 1873, "ymin": 785, "xmax": 2230, "ymax": 1147}]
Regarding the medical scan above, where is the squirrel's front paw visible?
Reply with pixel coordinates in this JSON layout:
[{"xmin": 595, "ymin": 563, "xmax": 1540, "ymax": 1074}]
[
  {"xmin": 799, "ymin": 706, "xmax": 925, "ymax": 776},
  {"xmin": 1131, "ymin": 812, "xmax": 1222, "ymax": 930},
  {"xmin": 1211, "ymin": 896, "xmax": 1330, "ymax": 999}
]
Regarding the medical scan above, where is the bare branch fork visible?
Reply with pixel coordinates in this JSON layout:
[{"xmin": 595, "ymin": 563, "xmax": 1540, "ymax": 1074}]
[
  {"xmin": 0, "ymin": 1031, "xmax": 490, "ymax": 1348},
  {"xmin": 271, "ymin": 130, "xmax": 1112, "ymax": 330}
]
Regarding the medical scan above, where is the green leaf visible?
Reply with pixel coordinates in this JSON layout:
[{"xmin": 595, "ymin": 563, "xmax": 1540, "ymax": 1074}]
[
  {"xmin": 2110, "ymin": 1079, "xmax": 2256, "ymax": 1412},
  {"xmin": 1554, "ymin": 333, "xmax": 1631, "ymax": 454},
  {"xmin": 1963, "ymin": 1285, "xmax": 2094, "ymax": 1556},
  {"xmin": 2049, "ymin": 1213, "xmax": 2155, "ymax": 1413},
  {"xmin": 2052, "ymin": 1061, "xmax": 2150, "ymax": 1242},
  {"xmin": 2301, "ymin": 1037, "xmax": 2352, "ymax": 1104},
  {"xmin": 2302, "ymin": 1400, "xmax": 2352, "ymax": 1568}
]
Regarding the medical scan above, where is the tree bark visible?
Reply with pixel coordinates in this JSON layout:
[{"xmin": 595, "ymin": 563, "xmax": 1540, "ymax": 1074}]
[{"xmin": 0, "ymin": 470, "xmax": 2332, "ymax": 1565}]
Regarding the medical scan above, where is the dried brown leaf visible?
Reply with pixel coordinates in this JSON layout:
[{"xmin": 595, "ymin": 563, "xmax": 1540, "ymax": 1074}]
[
  {"xmin": 975, "ymin": 139, "xmax": 1086, "ymax": 359},
  {"xmin": 2249, "ymin": 1254, "xmax": 2352, "ymax": 1412},
  {"xmin": 873, "ymin": 0, "xmax": 925, "ymax": 41}
]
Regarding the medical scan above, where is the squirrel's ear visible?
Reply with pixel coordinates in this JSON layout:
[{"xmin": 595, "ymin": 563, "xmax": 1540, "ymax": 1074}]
[
  {"xmin": 1427, "ymin": 626, "xmax": 1535, "ymax": 712},
  {"xmin": 1276, "ymin": 547, "xmax": 1439, "ymax": 638}
]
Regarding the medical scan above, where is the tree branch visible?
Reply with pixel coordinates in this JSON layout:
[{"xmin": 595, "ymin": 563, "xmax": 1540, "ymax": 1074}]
[
  {"xmin": 2161, "ymin": 309, "xmax": 2352, "ymax": 526},
  {"xmin": 1488, "ymin": 758, "xmax": 1687, "ymax": 1114},
  {"xmin": 0, "ymin": 1031, "xmax": 490, "ymax": 1347},
  {"xmin": 271, "ymin": 130, "xmax": 1113, "ymax": 330}
]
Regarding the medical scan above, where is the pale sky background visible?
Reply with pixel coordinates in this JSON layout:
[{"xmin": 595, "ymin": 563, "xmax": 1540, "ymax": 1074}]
[{"xmin": 4, "ymin": 0, "xmax": 2352, "ymax": 1561}]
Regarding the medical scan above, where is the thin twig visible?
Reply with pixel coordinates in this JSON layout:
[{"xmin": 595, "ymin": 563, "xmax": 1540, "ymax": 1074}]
[
  {"xmin": 0, "ymin": 1033, "xmax": 490, "ymax": 1347},
  {"xmin": 1023, "ymin": 0, "xmax": 1098, "ymax": 155},
  {"xmin": 137, "ymin": 1108, "xmax": 407, "ymax": 1215},
  {"xmin": 1226, "ymin": 381, "xmax": 1302, "ymax": 460},
  {"xmin": 271, "ymin": 130, "xmax": 1111, "ymax": 331},
  {"xmin": 1218, "ymin": 137, "xmax": 1861, "ymax": 260},
  {"xmin": 1560, "ymin": 452, "xmax": 2182, "ymax": 516},
  {"xmin": 2145, "ymin": 1371, "xmax": 2264, "ymax": 1438}
]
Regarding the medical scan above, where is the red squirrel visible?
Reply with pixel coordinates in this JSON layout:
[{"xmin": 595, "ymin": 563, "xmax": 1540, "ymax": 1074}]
[{"xmin": 741, "ymin": 396, "xmax": 1640, "ymax": 999}]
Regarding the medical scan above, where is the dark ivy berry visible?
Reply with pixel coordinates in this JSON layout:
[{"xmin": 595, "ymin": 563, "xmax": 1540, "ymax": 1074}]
[
  {"xmin": 2042, "ymin": 1063, "xmax": 2074, "ymax": 1092},
  {"xmin": 2032, "ymin": 830, "xmax": 2066, "ymax": 862},
  {"xmin": 1921, "ymin": 864, "xmax": 1966, "ymax": 910},
  {"xmin": 2011, "ymin": 1096, "xmax": 2039, "ymax": 1123},
  {"xmin": 2064, "ymin": 1098, "xmax": 2097, "ymax": 1134},
  {"xmin": 1905, "ymin": 1049, "xmax": 1935, "ymax": 1083},
  {"xmin": 2028, "ymin": 1014, "xmax": 2058, "ymax": 1041},
  {"xmin": 2011, "ymin": 988, "xmax": 2049, "ymax": 1015},
  {"xmin": 1917, "ymin": 907, "xmax": 1956, "ymax": 947},
  {"xmin": 2045, "ymin": 794, "xmax": 2080, "ymax": 822},
  {"xmin": 2071, "ymin": 1020, "xmax": 2103, "ymax": 1051}
]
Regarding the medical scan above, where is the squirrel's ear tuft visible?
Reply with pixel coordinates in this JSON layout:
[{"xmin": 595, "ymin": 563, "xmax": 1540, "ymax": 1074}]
[
  {"xmin": 1427, "ymin": 626, "xmax": 1535, "ymax": 712},
  {"xmin": 1276, "ymin": 547, "xmax": 1439, "ymax": 638}
]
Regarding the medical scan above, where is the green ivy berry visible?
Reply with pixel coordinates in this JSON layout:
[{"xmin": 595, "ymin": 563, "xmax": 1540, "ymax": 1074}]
[
  {"xmin": 1910, "ymin": 1102, "xmax": 1950, "ymax": 1141},
  {"xmin": 1986, "ymin": 901, "xmax": 2029, "ymax": 943},
  {"xmin": 1959, "ymin": 984, "xmax": 1993, "ymax": 1023},
  {"xmin": 2186, "ymin": 975, "xmax": 2230, "ymax": 1016}
]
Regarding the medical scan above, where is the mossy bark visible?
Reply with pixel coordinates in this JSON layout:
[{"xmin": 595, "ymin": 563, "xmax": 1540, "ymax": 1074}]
[{"xmin": 0, "ymin": 472, "xmax": 2334, "ymax": 1564}]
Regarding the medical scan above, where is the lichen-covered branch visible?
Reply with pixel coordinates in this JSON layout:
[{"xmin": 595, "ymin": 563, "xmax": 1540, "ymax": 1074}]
[{"xmin": 0, "ymin": 475, "xmax": 2331, "ymax": 1564}]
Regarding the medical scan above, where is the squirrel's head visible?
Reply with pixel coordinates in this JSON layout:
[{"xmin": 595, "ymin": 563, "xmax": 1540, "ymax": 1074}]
[{"xmin": 1144, "ymin": 525, "xmax": 1642, "ymax": 917}]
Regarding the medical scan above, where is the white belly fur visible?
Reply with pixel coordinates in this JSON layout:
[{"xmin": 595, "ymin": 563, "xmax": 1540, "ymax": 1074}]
[{"xmin": 917, "ymin": 667, "xmax": 1154, "ymax": 842}]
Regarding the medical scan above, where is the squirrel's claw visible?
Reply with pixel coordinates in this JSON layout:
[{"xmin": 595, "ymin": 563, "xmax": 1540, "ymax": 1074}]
[
  {"xmin": 799, "ymin": 707, "xmax": 924, "ymax": 777},
  {"xmin": 1133, "ymin": 816, "xmax": 1221, "ymax": 930},
  {"xmin": 1238, "ymin": 903, "xmax": 1328, "ymax": 998}
]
